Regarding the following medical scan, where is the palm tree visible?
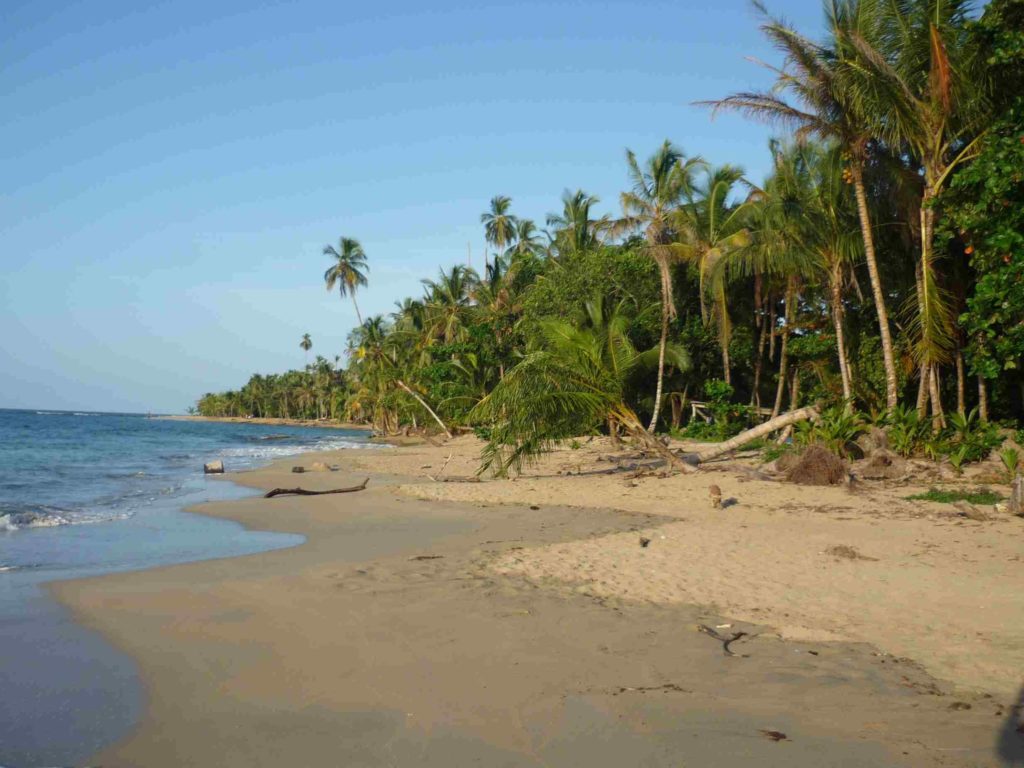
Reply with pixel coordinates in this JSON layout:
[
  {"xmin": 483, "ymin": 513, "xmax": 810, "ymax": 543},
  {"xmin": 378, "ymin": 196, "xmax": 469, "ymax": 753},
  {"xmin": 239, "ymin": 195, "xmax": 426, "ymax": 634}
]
[
  {"xmin": 422, "ymin": 264, "xmax": 478, "ymax": 343},
  {"xmin": 507, "ymin": 218, "xmax": 545, "ymax": 259},
  {"xmin": 674, "ymin": 164, "xmax": 754, "ymax": 387},
  {"xmin": 701, "ymin": 0, "xmax": 901, "ymax": 410},
  {"xmin": 470, "ymin": 295, "xmax": 691, "ymax": 476},
  {"xmin": 613, "ymin": 140, "xmax": 704, "ymax": 430},
  {"xmin": 481, "ymin": 195, "xmax": 518, "ymax": 266},
  {"xmin": 300, "ymin": 333, "xmax": 312, "ymax": 365},
  {"xmin": 546, "ymin": 189, "xmax": 612, "ymax": 258},
  {"xmin": 323, "ymin": 237, "xmax": 369, "ymax": 326},
  {"xmin": 841, "ymin": 0, "xmax": 984, "ymax": 422}
]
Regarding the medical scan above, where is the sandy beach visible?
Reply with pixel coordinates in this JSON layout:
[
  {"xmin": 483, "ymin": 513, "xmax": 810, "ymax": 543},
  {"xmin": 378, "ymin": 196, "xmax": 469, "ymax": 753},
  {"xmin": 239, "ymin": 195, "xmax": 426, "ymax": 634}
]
[{"xmin": 52, "ymin": 435, "xmax": 1024, "ymax": 766}]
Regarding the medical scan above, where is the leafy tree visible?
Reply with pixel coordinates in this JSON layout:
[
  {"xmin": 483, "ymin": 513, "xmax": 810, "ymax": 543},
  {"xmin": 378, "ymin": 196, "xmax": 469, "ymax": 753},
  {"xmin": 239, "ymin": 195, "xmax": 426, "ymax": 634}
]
[{"xmin": 323, "ymin": 237, "xmax": 369, "ymax": 325}]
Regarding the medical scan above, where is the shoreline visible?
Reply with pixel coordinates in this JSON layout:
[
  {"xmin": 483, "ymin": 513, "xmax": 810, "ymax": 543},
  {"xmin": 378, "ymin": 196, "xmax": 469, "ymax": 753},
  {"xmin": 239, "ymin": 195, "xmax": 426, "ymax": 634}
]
[
  {"xmin": 158, "ymin": 414, "xmax": 373, "ymax": 431},
  {"xmin": 51, "ymin": 437, "xmax": 1024, "ymax": 766}
]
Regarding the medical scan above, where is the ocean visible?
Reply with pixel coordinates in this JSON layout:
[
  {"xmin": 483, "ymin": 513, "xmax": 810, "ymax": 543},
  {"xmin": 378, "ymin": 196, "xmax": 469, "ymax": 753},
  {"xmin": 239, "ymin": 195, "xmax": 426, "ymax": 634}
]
[{"xmin": 0, "ymin": 409, "xmax": 376, "ymax": 767}]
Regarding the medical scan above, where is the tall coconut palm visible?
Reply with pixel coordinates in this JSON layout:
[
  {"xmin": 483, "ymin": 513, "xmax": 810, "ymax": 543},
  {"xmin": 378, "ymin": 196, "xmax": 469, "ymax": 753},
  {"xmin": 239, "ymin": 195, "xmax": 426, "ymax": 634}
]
[
  {"xmin": 701, "ymin": 0, "xmax": 901, "ymax": 410},
  {"xmin": 299, "ymin": 333, "xmax": 312, "ymax": 364},
  {"xmin": 674, "ymin": 164, "xmax": 754, "ymax": 387},
  {"xmin": 841, "ymin": 0, "xmax": 985, "ymax": 421},
  {"xmin": 614, "ymin": 140, "xmax": 705, "ymax": 430},
  {"xmin": 481, "ymin": 195, "xmax": 518, "ymax": 266},
  {"xmin": 323, "ymin": 237, "xmax": 369, "ymax": 326}
]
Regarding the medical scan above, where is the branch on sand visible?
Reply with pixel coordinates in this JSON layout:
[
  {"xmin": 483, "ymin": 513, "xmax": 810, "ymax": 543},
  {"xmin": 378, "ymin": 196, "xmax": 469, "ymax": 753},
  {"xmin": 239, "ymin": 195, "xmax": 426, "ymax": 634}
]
[{"xmin": 264, "ymin": 478, "xmax": 369, "ymax": 498}]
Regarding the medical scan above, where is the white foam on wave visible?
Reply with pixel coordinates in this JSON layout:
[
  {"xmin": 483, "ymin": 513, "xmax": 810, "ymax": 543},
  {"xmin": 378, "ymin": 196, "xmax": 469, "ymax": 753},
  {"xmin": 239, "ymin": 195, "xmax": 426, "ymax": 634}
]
[{"xmin": 218, "ymin": 436, "xmax": 389, "ymax": 465}]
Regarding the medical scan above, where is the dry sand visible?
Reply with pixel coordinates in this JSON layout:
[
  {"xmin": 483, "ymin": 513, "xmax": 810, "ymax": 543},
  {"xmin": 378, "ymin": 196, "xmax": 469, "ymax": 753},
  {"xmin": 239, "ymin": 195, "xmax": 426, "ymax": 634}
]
[{"xmin": 51, "ymin": 436, "xmax": 1024, "ymax": 766}]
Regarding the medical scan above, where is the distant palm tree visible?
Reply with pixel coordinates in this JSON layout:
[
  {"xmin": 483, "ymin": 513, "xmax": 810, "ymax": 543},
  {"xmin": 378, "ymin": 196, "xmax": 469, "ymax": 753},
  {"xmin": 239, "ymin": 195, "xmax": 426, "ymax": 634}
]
[
  {"xmin": 546, "ymin": 189, "xmax": 611, "ymax": 257},
  {"xmin": 507, "ymin": 218, "xmax": 544, "ymax": 259},
  {"xmin": 422, "ymin": 264, "xmax": 478, "ymax": 343},
  {"xmin": 481, "ymin": 195, "xmax": 518, "ymax": 266},
  {"xmin": 614, "ymin": 140, "xmax": 704, "ymax": 430},
  {"xmin": 300, "ymin": 333, "xmax": 312, "ymax": 365},
  {"xmin": 675, "ymin": 164, "xmax": 754, "ymax": 386},
  {"xmin": 323, "ymin": 237, "xmax": 369, "ymax": 326}
]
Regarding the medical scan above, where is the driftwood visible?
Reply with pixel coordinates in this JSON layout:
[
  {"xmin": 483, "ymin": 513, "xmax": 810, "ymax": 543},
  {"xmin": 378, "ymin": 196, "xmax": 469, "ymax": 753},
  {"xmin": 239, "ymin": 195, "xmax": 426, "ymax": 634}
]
[
  {"xmin": 692, "ymin": 406, "xmax": 819, "ymax": 465},
  {"xmin": 264, "ymin": 478, "xmax": 369, "ymax": 498}
]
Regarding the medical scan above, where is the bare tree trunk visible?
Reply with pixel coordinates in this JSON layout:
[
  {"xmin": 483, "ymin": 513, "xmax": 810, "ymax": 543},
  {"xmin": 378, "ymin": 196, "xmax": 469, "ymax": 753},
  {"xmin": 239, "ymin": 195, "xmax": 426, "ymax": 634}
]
[
  {"xmin": 608, "ymin": 416, "xmax": 620, "ymax": 446},
  {"xmin": 772, "ymin": 277, "xmax": 796, "ymax": 418},
  {"xmin": 648, "ymin": 288, "xmax": 670, "ymax": 432},
  {"xmin": 768, "ymin": 302, "xmax": 777, "ymax": 361},
  {"xmin": 829, "ymin": 267, "xmax": 853, "ymax": 408},
  {"xmin": 917, "ymin": 364, "xmax": 930, "ymax": 418},
  {"xmin": 978, "ymin": 375, "xmax": 989, "ymax": 422},
  {"xmin": 695, "ymin": 406, "xmax": 819, "ymax": 464},
  {"xmin": 851, "ymin": 165, "xmax": 899, "ymax": 411},
  {"xmin": 929, "ymin": 364, "xmax": 946, "ymax": 431},
  {"xmin": 395, "ymin": 380, "xmax": 453, "ymax": 439},
  {"xmin": 753, "ymin": 315, "xmax": 767, "ymax": 409},
  {"xmin": 955, "ymin": 350, "xmax": 966, "ymax": 417},
  {"xmin": 351, "ymin": 294, "xmax": 363, "ymax": 327}
]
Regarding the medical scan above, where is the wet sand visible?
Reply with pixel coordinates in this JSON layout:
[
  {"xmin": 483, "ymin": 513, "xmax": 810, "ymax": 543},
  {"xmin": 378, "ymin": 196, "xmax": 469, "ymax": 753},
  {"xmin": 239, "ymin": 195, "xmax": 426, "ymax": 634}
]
[{"xmin": 52, "ymin": 448, "xmax": 1024, "ymax": 766}]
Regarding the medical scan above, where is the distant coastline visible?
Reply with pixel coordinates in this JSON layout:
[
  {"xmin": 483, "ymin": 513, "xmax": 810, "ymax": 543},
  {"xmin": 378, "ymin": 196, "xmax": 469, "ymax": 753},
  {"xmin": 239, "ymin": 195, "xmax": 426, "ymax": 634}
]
[{"xmin": 159, "ymin": 415, "xmax": 372, "ymax": 431}]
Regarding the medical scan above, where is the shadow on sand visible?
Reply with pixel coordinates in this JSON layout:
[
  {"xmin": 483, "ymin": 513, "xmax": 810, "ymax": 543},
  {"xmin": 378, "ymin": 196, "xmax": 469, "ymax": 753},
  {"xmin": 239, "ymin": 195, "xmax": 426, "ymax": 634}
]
[{"xmin": 998, "ymin": 684, "xmax": 1024, "ymax": 765}]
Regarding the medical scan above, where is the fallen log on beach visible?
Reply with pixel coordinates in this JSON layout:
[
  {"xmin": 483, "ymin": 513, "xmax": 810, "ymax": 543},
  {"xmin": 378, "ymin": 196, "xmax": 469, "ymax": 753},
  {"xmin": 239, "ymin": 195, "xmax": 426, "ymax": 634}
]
[{"xmin": 263, "ymin": 478, "xmax": 369, "ymax": 498}]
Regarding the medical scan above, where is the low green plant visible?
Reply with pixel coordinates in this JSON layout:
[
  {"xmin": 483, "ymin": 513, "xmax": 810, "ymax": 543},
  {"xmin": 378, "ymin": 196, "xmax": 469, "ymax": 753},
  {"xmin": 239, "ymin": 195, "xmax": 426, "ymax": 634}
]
[
  {"xmin": 1000, "ymin": 447, "xmax": 1021, "ymax": 481},
  {"xmin": 794, "ymin": 405, "xmax": 867, "ymax": 457},
  {"xmin": 569, "ymin": 439, "xmax": 582, "ymax": 450},
  {"xmin": 906, "ymin": 487, "xmax": 1003, "ymax": 505},
  {"xmin": 947, "ymin": 446, "xmax": 969, "ymax": 475},
  {"xmin": 886, "ymin": 405, "xmax": 930, "ymax": 458}
]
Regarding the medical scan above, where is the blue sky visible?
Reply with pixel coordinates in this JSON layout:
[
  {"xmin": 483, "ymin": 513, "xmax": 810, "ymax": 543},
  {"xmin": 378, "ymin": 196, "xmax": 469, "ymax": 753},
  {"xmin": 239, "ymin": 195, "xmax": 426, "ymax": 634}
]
[{"xmin": 1, "ymin": 0, "xmax": 824, "ymax": 413}]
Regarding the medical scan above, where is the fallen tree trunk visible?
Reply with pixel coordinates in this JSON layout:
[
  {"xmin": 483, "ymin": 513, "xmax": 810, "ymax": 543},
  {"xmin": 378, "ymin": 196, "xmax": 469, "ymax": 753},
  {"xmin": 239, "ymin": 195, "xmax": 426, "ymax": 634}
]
[
  {"xmin": 693, "ymin": 406, "xmax": 819, "ymax": 465},
  {"xmin": 264, "ymin": 478, "xmax": 369, "ymax": 498}
]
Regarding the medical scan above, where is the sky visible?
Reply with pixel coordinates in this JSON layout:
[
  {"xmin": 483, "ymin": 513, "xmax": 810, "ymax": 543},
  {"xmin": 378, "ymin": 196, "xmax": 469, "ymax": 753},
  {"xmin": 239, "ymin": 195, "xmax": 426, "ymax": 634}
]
[{"xmin": 1, "ymin": 0, "xmax": 826, "ymax": 413}]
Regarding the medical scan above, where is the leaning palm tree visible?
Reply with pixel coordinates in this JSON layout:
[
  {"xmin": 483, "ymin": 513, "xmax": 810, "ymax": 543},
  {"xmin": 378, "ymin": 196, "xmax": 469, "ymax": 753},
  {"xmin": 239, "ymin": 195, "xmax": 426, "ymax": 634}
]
[
  {"xmin": 674, "ymin": 164, "xmax": 754, "ymax": 387},
  {"xmin": 700, "ymin": 0, "xmax": 901, "ymax": 410},
  {"xmin": 481, "ymin": 195, "xmax": 518, "ymax": 266},
  {"xmin": 470, "ymin": 295, "xmax": 691, "ymax": 476},
  {"xmin": 613, "ymin": 140, "xmax": 705, "ymax": 431},
  {"xmin": 323, "ymin": 237, "xmax": 369, "ymax": 326}
]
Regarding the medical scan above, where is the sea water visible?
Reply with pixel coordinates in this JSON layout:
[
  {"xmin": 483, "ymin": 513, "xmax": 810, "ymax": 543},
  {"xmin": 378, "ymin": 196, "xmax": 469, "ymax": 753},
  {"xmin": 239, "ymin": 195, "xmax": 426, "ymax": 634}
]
[{"xmin": 0, "ymin": 409, "xmax": 377, "ymax": 767}]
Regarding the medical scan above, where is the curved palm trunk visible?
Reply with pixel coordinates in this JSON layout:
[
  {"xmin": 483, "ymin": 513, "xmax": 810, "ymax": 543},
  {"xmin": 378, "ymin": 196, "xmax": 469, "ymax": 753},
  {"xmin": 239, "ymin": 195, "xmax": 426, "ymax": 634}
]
[
  {"xmin": 648, "ymin": 301, "xmax": 670, "ymax": 432},
  {"xmin": 351, "ymin": 294, "xmax": 363, "ymax": 326},
  {"xmin": 850, "ymin": 165, "xmax": 898, "ymax": 411},
  {"xmin": 647, "ymin": 263, "xmax": 672, "ymax": 432},
  {"xmin": 829, "ymin": 264, "xmax": 853, "ymax": 408},
  {"xmin": 395, "ymin": 379, "xmax": 453, "ymax": 439}
]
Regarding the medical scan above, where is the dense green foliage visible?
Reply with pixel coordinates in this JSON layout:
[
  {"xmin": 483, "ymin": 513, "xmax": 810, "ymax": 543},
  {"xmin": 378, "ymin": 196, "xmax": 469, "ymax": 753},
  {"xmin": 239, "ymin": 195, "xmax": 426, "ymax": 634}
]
[{"xmin": 197, "ymin": 0, "xmax": 1023, "ymax": 474}]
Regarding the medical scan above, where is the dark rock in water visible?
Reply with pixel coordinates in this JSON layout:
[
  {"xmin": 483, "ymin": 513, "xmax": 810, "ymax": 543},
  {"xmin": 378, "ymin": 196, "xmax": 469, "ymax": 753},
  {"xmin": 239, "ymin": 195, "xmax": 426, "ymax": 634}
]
[
  {"xmin": 291, "ymin": 466, "xmax": 305, "ymax": 473},
  {"xmin": 204, "ymin": 460, "xmax": 224, "ymax": 474}
]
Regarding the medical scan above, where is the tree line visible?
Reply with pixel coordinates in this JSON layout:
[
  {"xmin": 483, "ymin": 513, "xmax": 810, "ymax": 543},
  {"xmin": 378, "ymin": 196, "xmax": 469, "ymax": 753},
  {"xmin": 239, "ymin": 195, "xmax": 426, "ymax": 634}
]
[{"xmin": 196, "ymin": 0, "xmax": 1023, "ymax": 474}]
